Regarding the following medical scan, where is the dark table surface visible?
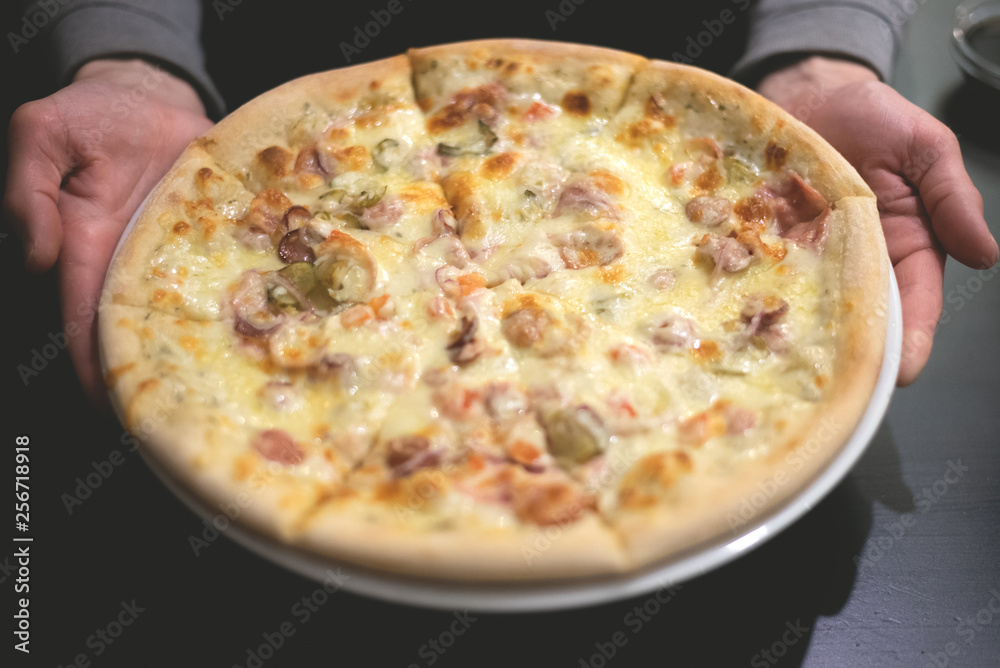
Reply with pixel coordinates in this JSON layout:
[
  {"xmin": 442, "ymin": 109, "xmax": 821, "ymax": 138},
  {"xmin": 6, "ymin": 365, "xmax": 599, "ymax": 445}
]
[{"xmin": 2, "ymin": 1, "xmax": 998, "ymax": 666}]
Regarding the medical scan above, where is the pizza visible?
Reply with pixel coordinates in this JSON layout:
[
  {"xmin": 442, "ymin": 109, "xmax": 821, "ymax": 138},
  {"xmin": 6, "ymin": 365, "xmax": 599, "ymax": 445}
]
[{"xmin": 98, "ymin": 39, "xmax": 890, "ymax": 581}]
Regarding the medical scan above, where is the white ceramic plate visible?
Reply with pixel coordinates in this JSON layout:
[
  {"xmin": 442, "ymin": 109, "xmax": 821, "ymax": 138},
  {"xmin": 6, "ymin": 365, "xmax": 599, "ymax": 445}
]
[{"xmin": 110, "ymin": 195, "xmax": 901, "ymax": 611}]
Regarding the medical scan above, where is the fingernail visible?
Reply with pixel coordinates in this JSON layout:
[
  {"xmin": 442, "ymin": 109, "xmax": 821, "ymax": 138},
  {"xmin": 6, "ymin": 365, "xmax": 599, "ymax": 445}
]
[
  {"xmin": 981, "ymin": 239, "xmax": 1000, "ymax": 269},
  {"xmin": 22, "ymin": 241, "xmax": 44, "ymax": 273}
]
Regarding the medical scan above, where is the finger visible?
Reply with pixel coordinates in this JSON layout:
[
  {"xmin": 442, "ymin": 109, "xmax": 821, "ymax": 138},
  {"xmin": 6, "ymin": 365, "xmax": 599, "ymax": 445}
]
[
  {"xmin": 3, "ymin": 100, "xmax": 76, "ymax": 272},
  {"xmin": 911, "ymin": 124, "xmax": 999, "ymax": 270},
  {"xmin": 895, "ymin": 246, "xmax": 946, "ymax": 386},
  {"xmin": 57, "ymin": 212, "xmax": 120, "ymax": 409}
]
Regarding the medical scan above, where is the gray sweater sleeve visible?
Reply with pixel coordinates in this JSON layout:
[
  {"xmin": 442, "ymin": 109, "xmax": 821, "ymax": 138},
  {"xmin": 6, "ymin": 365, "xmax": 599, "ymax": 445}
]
[
  {"xmin": 732, "ymin": 0, "xmax": 910, "ymax": 84},
  {"xmin": 32, "ymin": 0, "xmax": 225, "ymax": 118}
]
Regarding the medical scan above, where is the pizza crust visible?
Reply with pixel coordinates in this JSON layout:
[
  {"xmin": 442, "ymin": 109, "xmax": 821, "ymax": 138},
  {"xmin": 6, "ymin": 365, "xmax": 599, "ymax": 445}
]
[
  {"xmin": 409, "ymin": 39, "xmax": 646, "ymax": 116},
  {"xmin": 296, "ymin": 504, "xmax": 628, "ymax": 581},
  {"xmin": 100, "ymin": 40, "xmax": 890, "ymax": 583}
]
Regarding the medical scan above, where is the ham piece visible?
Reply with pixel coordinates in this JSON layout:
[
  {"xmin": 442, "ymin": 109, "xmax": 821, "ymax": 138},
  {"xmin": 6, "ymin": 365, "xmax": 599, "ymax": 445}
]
[{"xmin": 761, "ymin": 172, "xmax": 831, "ymax": 251}]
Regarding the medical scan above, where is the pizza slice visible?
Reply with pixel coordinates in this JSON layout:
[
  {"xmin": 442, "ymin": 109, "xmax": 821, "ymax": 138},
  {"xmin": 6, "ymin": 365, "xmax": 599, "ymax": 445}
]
[
  {"xmin": 592, "ymin": 60, "xmax": 890, "ymax": 562},
  {"xmin": 294, "ymin": 377, "xmax": 630, "ymax": 580},
  {"xmin": 408, "ymin": 40, "xmax": 647, "ymax": 286},
  {"xmin": 100, "ymin": 304, "xmax": 366, "ymax": 539},
  {"xmin": 198, "ymin": 54, "xmax": 452, "ymax": 246},
  {"xmin": 102, "ymin": 145, "xmax": 272, "ymax": 320}
]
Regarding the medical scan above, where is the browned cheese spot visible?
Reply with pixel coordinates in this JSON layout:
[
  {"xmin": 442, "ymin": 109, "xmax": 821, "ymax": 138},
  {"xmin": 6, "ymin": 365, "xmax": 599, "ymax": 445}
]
[
  {"xmin": 195, "ymin": 166, "xmax": 223, "ymax": 194},
  {"xmin": 765, "ymin": 141, "xmax": 788, "ymax": 170},
  {"xmin": 589, "ymin": 169, "xmax": 626, "ymax": 196},
  {"xmin": 502, "ymin": 293, "xmax": 543, "ymax": 318},
  {"xmin": 695, "ymin": 164, "xmax": 724, "ymax": 192},
  {"xmin": 561, "ymin": 91, "xmax": 591, "ymax": 117},
  {"xmin": 137, "ymin": 378, "xmax": 160, "ymax": 394},
  {"xmin": 331, "ymin": 145, "xmax": 371, "ymax": 172},
  {"xmin": 399, "ymin": 182, "xmax": 448, "ymax": 210},
  {"xmin": 599, "ymin": 264, "xmax": 626, "ymax": 284},
  {"xmin": 734, "ymin": 195, "xmax": 772, "ymax": 231},
  {"xmin": 104, "ymin": 362, "xmax": 136, "ymax": 389},
  {"xmin": 441, "ymin": 172, "xmax": 485, "ymax": 242},
  {"xmin": 618, "ymin": 451, "xmax": 693, "ymax": 508},
  {"xmin": 480, "ymin": 152, "xmax": 521, "ymax": 180},
  {"xmin": 257, "ymin": 146, "xmax": 293, "ymax": 179}
]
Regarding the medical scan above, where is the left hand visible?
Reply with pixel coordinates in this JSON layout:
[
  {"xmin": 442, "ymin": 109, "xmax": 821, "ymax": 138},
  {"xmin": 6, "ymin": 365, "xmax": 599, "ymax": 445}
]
[
  {"xmin": 757, "ymin": 56, "xmax": 998, "ymax": 386},
  {"xmin": 3, "ymin": 59, "xmax": 214, "ymax": 406}
]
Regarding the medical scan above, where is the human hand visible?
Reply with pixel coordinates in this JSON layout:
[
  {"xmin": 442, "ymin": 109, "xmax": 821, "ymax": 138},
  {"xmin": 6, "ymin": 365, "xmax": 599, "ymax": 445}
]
[
  {"xmin": 757, "ymin": 56, "xmax": 998, "ymax": 386},
  {"xmin": 4, "ymin": 58, "xmax": 214, "ymax": 406}
]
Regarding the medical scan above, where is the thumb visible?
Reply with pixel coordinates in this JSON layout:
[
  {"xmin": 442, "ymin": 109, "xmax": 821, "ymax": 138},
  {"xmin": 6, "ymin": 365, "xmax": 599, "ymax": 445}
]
[{"xmin": 3, "ymin": 100, "xmax": 77, "ymax": 272}]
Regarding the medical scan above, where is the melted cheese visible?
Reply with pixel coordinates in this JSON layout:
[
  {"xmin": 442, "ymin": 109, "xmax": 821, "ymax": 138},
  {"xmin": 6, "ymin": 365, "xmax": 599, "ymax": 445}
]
[{"xmin": 112, "ymin": 61, "xmax": 845, "ymax": 535}]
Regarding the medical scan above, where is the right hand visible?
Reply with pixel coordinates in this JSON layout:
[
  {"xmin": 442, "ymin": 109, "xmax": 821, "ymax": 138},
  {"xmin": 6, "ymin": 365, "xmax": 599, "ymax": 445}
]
[
  {"xmin": 757, "ymin": 56, "xmax": 998, "ymax": 386},
  {"xmin": 4, "ymin": 58, "xmax": 214, "ymax": 406}
]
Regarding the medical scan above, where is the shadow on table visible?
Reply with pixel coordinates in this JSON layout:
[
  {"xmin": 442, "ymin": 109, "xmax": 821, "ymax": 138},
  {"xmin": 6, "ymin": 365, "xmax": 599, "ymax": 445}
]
[{"xmin": 942, "ymin": 78, "xmax": 1000, "ymax": 153}]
